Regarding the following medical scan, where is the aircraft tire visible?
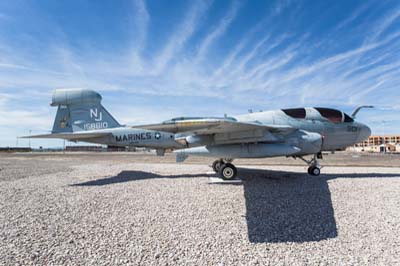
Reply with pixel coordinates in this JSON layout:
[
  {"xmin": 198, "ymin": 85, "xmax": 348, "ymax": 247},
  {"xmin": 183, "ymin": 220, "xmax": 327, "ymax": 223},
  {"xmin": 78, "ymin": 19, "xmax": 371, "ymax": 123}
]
[
  {"xmin": 308, "ymin": 166, "xmax": 320, "ymax": 176},
  {"xmin": 219, "ymin": 163, "xmax": 237, "ymax": 180}
]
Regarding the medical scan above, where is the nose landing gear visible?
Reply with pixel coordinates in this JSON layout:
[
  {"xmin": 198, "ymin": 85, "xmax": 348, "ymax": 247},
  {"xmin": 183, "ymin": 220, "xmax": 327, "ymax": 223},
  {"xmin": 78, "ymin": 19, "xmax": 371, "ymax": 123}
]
[
  {"xmin": 211, "ymin": 159, "xmax": 237, "ymax": 180},
  {"xmin": 298, "ymin": 153, "xmax": 322, "ymax": 176}
]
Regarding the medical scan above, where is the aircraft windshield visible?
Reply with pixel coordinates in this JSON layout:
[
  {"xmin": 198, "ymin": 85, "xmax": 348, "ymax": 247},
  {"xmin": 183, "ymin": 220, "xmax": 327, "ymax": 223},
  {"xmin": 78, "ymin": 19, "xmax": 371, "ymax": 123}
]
[
  {"xmin": 344, "ymin": 113, "xmax": 354, "ymax": 123},
  {"xmin": 315, "ymin": 108, "xmax": 343, "ymax": 123},
  {"xmin": 282, "ymin": 108, "xmax": 306, "ymax": 119}
]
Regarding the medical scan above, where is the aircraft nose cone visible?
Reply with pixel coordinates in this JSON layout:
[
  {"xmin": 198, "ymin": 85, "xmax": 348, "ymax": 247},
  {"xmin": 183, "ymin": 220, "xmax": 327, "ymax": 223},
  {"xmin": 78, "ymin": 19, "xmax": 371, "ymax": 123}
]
[{"xmin": 358, "ymin": 124, "xmax": 371, "ymax": 142}]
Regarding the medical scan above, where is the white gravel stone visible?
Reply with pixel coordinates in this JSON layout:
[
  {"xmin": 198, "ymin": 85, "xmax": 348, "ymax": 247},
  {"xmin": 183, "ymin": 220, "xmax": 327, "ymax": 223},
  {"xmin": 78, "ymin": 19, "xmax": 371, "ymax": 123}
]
[{"xmin": 0, "ymin": 153, "xmax": 400, "ymax": 265}]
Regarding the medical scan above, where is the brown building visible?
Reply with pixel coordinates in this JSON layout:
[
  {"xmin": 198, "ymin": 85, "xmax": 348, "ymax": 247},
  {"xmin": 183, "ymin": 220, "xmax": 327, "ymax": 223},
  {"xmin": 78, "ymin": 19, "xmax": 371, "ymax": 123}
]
[
  {"xmin": 354, "ymin": 135, "xmax": 400, "ymax": 153},
  {"xmin": 356, "ymin": 135, "xmax": 400, "ymax": 147}
]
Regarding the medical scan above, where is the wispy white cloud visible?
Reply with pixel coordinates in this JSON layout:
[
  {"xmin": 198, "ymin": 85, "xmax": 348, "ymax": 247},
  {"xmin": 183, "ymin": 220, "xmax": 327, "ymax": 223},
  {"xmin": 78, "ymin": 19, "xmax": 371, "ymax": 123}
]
[
  {"xmin": 0, "ymin": 62, "xmax": 33, "ymax": 71},
  {"xmin": 194, "ymin": 0, "xmax": 240, "ymax": 63},
  {"xmin": 0, "ymin": 91, "xmax": 54, "ymax": 140},
  {"xmin": 0, "ymin": 109, "xmax": 52, "ymax": 129},
  {"xmin": 132, "ymin": 0, "xmax": 149, "ymax": 51},
  {"xmin": 130, "ymin": 0, "xmax": 150, "ymax": 72},
  {"xmin": 273, "ymin": 0, "xmax": 293, "ymax": 15},
  {"xmin": 334, "ymin": 1, "xmax": 372, "ymax": 31},
  {"xmin": 212, "ymin": 15, "xmax": 273, "ymax": 78},
  {"xmin": 152, "ymin": 0, "xmax": 211, "ymax": 74},
  {"xmin": 365, "ymin": 7, "xmax": 400, "ymax": 43}
]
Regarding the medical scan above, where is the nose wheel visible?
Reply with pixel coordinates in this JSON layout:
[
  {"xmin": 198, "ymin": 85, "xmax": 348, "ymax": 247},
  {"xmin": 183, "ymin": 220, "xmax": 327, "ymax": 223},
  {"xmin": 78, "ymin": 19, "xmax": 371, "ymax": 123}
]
[
  {"xmin": 219, "ymin": 163, "xmax": 237, "ymax": 180},
  {"xmin": 298, "ymin": 154, "xmax": 322, "ymax": 176},
  {"xmin": 211, "ymin": 159, "xmax": 237, "ymax": 180},
  {"xmin": 308, "ymin": 166, "xmax": 321, "ymax": 176}
]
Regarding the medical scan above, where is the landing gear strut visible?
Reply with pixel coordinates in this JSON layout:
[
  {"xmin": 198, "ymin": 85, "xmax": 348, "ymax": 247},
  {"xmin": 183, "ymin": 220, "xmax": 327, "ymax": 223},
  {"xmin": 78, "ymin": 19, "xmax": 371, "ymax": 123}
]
[
  {"xmin": 298, "ymin": 153, "xmax": 322, "ymax": 176},
  {"xmin": 212, "ymin": 159, "xmax": 223, "ymax": 173},
  {"xmin": 211, "ymin": 159, "xmax": 237, "ymax": 180}
]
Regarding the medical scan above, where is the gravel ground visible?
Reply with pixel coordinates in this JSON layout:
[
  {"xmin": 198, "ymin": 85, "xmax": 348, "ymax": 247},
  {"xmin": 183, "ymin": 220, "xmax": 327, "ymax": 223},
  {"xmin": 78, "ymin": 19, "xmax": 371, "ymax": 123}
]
[{"xmin": 1, "ymin": 153, "xmax": 400, "ymax": 265}]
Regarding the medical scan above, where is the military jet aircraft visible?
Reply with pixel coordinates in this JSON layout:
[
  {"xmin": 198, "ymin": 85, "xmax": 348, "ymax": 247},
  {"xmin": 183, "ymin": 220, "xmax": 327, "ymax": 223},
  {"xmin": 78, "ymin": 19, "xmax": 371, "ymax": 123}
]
[{"xmin": 26, "ymin": 88, "xmax": 372, "ymax": 179}]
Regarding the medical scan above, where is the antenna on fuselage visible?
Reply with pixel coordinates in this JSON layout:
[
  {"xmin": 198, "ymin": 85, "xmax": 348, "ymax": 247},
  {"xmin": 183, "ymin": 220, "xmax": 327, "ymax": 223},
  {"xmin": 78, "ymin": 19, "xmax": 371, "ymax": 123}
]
[{"xmin": 351, "ymin": 105, "xmax": 374, "ymax": 118}]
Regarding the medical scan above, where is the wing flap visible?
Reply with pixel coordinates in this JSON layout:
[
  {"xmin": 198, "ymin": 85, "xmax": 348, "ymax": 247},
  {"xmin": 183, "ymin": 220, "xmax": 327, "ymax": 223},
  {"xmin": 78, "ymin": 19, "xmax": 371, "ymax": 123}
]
[
  {"xmin": 131, "ymin": 118, "xmax": 223, "ymax": 133},
  {"xmin": 132, "ymin": 118, "xmax": 295, "ymax": 135}
]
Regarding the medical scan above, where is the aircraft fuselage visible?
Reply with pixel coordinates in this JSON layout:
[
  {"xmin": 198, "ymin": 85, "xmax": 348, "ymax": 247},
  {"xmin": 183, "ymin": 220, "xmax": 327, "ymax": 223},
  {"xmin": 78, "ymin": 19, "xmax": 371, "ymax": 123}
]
[{"xmin": 82, "ymin": 107, "xmax": 370, "ymax": 154}]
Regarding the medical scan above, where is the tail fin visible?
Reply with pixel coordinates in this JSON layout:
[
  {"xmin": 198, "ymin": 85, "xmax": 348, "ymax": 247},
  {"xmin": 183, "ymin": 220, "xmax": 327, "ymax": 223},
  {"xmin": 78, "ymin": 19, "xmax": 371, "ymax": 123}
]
[{"xmin": 51, "ymin": 89, "xmax": 121, "ymax": 133}]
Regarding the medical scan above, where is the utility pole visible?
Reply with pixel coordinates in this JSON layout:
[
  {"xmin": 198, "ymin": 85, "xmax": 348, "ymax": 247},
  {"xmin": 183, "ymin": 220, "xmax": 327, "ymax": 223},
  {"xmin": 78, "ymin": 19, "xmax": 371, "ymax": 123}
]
[
  {"xmin": 382, "ymin": 120, "xmax": 386, "ymax": 154},
  {"xmin": 28, "ymin": 130, "xmax": 32, "ymax": 150}
]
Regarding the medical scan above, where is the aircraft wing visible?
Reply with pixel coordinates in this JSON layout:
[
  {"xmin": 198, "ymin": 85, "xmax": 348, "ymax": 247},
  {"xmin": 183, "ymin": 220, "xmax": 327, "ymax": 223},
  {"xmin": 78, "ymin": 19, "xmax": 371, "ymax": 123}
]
[
  {"xmin": 131, "ymin": 117, "xmax": 295, "ymax": 135},
  {"xmin": 21, "ymin": 132, "xmax": 112, "ymax": 141}
]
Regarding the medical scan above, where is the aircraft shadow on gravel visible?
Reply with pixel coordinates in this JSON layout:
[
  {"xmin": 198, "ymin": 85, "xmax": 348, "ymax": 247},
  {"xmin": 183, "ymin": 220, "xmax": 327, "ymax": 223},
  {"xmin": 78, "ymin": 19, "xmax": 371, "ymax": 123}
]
[
  {"xmin": 70, "ymin": 171, "xmax": 205, "ymax": 186},
  {"xmin": 239, "ymin": 168, "xmax": 400, "ymax": 243},
  {"xmin": 71, "ymin": 168, "xmax": 400, "ymax": 244},
  {"xmin": 240, "ymin": 168, "xmax": 336, "ymax": 243}
]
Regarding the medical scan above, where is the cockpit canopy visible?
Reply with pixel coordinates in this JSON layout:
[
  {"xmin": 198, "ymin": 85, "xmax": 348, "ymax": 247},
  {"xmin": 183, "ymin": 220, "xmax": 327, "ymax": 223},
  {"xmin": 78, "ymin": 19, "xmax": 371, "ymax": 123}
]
[
  {"xmin": 282, "ymin": 108, "xmax": 306, "ymax": 119},
  {"xmin": 282, "ymin": 108, "xmax": 354, "ymax": 123},
  {"xmin": 314, "ymin": 107, "xmax": 354, "ymax": 123}
]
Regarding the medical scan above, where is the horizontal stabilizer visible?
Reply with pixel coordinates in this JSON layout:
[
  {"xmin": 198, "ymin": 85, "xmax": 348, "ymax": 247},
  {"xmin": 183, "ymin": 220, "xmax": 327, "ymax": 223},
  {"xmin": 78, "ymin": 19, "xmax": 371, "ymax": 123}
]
[{"xmin": 21, "ymin": 132, "xmax": 111, "ymax": 140}]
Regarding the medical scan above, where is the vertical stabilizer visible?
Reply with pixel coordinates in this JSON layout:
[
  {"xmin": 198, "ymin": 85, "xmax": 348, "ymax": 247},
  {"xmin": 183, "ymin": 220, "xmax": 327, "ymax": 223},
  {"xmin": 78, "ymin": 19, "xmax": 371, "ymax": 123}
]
[{"xmin": 51, "ymin": 89, "xmax": 121, "ymax": 133}]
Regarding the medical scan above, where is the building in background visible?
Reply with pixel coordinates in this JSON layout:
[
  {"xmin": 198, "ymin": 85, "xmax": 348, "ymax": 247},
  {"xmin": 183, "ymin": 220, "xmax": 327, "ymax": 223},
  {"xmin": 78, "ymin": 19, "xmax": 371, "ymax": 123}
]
[
  {"xmin": 354, "ymin": 135, "xmax": 400, "ymax": 153},
  {"xmin": 65, "ymin": 145, "xmax": 105, "ymax": 152},
  {"xmin": 66, "ymin": 145, "xmax": 142, "ymax": 152},
  {"xmin": 0, "ymin": 147, "xmax": 32, "ymax": 153}
]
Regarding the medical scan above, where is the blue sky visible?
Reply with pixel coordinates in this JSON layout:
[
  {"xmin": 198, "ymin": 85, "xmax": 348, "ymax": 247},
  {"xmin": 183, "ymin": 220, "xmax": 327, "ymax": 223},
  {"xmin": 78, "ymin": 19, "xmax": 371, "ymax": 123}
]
[{"xmin": 0, "ymin": 0, "xmax": 399, "ymax": 147}]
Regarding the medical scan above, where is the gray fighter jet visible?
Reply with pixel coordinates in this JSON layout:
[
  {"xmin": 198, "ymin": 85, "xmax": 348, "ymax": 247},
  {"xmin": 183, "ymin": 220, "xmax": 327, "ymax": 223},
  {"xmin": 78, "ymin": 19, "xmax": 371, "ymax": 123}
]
[{"xmin": 26, "ymin": 89, "xmax": 372, "ymax": 179}]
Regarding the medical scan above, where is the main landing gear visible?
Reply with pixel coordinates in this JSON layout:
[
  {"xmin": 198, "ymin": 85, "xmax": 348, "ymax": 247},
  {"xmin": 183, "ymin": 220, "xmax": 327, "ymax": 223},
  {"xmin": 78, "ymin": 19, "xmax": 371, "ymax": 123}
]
[
  {"xmin": 212, "ymin": 159, "xmax": 237, "ymax": 180},
  {"xmin": 297, "ymin": 153, "xmax": 323, "ymax": 176}
]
